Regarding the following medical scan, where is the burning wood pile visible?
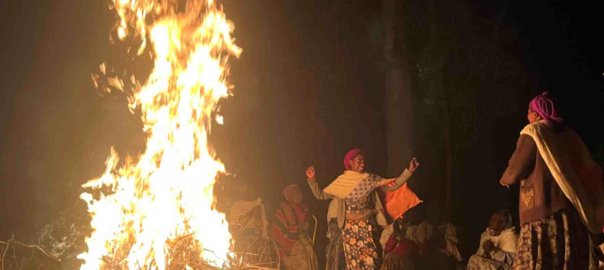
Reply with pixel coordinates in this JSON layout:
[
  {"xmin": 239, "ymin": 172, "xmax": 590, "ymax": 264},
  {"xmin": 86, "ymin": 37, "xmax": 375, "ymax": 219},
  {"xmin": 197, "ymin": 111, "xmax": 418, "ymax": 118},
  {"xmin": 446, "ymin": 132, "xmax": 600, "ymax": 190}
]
[
  {"xmin": 77, "ymin": 0, "xmax": 274, "ymax": 269},
  {"xmin": 1, "ymin": 0, "xmax": 281, "ymax": 268}
]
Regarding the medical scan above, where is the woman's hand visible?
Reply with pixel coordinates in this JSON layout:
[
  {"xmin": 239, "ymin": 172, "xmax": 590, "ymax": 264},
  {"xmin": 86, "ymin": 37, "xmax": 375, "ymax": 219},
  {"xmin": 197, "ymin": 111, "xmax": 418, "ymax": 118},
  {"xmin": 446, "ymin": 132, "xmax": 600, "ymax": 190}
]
[
  {"xmin": 306, "ymin": 165, "xmax": 316, "ymax": 182},
  {"xmin": 408, "ymin": 157, "xmax": 420, "ymax": 173}
]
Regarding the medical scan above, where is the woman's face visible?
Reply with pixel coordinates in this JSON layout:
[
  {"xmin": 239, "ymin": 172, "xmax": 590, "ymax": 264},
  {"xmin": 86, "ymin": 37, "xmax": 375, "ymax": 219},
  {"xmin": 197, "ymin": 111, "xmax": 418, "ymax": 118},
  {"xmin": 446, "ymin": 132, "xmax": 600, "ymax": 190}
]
[
  {"xmin": 527, "ymin": 108, "xmax": 540, "ymax": 123},
  {"xmin": 488, "ymin": 213, "xmax": 506, "ymax": 236},
  {"xmin": 348, "ymin": 154, "xmax": 365, "ymax": 173}
]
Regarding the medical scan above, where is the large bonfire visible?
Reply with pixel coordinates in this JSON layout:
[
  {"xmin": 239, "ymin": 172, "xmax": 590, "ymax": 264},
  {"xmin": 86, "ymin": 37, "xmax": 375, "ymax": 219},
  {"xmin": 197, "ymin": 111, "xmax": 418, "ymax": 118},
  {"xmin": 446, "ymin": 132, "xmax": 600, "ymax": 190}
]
[{"xmin": 79, "ymin": 0, "xmax": 241, "ymax": 269}]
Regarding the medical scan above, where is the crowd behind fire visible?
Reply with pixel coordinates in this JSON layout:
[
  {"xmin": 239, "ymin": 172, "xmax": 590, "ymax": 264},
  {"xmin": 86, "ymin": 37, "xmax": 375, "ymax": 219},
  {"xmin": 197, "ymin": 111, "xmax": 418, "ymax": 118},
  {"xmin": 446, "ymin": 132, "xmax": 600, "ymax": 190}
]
[{"xmin": 219, "ymin": 92, "xmax": 604, "ymax": 270}]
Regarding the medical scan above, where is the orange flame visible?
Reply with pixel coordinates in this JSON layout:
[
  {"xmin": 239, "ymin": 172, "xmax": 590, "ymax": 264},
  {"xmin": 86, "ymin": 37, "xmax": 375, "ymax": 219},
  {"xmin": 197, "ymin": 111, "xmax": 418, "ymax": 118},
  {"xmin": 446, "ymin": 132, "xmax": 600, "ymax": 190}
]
[{"xmin": 79, "ymin": 0, "xmax": 241, "ymax": 269}]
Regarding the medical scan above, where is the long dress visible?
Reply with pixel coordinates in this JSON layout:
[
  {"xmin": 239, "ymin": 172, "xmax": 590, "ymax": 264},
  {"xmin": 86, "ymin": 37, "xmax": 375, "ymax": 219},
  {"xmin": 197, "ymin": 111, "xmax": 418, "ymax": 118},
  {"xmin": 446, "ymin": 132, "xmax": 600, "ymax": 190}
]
[
  {"xmin": 271, "ymin": 202, "xmax": 319, "ymax": 270},
  {"xmin": 514, "ymin": 209, "xmax": 590, "ymax": 269},
  {"xmin": 341, "ymin": 175, "xmax": 382, "ymax": 270},
  {"xmin": 325, "ymin": 218, "xmax": 346, "ymax": 270},
  {"xmin": 321, "ymin": 169, "xmax": 417, "ymax": 270}
]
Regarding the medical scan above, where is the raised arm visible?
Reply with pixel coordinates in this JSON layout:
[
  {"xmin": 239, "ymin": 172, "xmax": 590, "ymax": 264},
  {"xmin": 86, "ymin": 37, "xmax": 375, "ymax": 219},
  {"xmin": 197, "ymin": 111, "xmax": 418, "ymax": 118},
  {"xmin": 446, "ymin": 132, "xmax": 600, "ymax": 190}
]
[
  {"xmin": 305, "ymin": 165, "xmax": 333, "ymax": 200},
  {"xmin": 378, "ymin": 157, "xmax": 420, "ymax": 191},
  {"xmin": 499, "ymin": 135, "xmax": 536, "ymax": 186}
]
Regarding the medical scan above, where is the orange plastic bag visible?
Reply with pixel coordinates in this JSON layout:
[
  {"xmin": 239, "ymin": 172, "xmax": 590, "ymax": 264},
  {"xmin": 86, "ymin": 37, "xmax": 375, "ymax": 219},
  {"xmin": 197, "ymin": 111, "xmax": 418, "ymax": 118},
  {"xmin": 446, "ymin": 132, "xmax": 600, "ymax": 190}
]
[{"xmin": 383, "ymin": 183, "xmax": 422, "ymax": 220}]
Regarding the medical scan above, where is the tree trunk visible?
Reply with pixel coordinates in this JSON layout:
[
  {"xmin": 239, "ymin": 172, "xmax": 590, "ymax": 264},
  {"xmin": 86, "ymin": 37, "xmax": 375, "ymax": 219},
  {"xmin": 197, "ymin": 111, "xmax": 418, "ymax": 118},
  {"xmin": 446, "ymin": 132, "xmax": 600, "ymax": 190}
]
[{"xmin": 382, "ymin": 0, "xmax": 414, "ymax": 176}]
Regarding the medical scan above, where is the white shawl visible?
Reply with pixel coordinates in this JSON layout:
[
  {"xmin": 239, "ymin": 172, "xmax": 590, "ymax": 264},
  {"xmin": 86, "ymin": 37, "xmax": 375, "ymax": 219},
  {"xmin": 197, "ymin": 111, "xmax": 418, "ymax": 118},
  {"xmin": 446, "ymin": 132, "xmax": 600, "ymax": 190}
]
[
  {"xmin": 521, "ymin": 121, "xmax": 604, "ymax": 233},
  {"xmin": 323, "ymin": 170, "xmax": 369, "ymax": 199}
]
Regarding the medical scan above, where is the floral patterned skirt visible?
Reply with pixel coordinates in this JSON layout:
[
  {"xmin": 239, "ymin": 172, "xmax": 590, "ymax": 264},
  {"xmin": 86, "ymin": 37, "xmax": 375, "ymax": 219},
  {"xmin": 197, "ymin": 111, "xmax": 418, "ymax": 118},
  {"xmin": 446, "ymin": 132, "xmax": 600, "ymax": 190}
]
[
  {"xmin": 514, "ymin": 209, "xmax": 589, "ymax": 270},
  {"xmin": 342, "ymin": 219, "xmax": 380, "ymax": 270}
]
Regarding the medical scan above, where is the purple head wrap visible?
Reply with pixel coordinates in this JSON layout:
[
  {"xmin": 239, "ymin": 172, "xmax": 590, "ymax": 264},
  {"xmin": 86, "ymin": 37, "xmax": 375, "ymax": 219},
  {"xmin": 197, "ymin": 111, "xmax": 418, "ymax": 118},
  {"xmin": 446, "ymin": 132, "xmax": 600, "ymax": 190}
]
[
  {"xmin": 343, "ymin": 148, "xmax": 362, "ymax": 170},
  {"xmin": 529, "ymin": 92, "xmax": 563, "ymax": 123}
]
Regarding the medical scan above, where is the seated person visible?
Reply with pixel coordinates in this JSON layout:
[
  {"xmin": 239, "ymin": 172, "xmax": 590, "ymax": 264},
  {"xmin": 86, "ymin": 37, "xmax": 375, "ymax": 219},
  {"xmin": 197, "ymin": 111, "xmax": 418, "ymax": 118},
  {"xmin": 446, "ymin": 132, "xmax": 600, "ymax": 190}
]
[
  {"xmin": 429, "ymin": 207, "xmax": 462, "ymax": 262},
  {"xmin": 380, "ymin": 216, "xmax": 418, "ymax": 270},
  {"xmin": 226, "ymin": 181, "xmax": 268, "ymax": 239},
  {"xmin": 404, "ymin": 205, "xmax": 434, "ymax": 257},
  {"xmin": 410, "ymin": 206, "xmax": 456, "ymax": 270},
  {"xmin": 428, "ymin": 231, "xmax": 458, "ymax": 270},
  {"xmin": 227, "ymin": 181, "xmax": 281, "ymax": 268},
  {"xmin": 437, "ymin": 221, "xmax": 463, "ymax": 263},
  {"xmin": 270, "ymin": 184, "xmax": 318, "ymax": 270},
  {"xmin": 466, "ymin": 209, "xmax": 517, "ymax": 270}
]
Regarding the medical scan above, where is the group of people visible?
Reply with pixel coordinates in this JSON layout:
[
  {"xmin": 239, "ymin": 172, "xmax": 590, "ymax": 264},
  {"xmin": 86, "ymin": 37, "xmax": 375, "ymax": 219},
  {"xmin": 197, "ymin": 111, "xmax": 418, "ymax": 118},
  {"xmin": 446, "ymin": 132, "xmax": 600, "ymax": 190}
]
[
  {"xmin": 224, "ymin": 91, "xmax": 604, "ymax": 270},
  {"xmin": 223, "ymin": 148, "xmax": 425, "ymax": 270},
  {"xmin": 226, "ymin": 179, "xmax": 318, "ymax": 269}
]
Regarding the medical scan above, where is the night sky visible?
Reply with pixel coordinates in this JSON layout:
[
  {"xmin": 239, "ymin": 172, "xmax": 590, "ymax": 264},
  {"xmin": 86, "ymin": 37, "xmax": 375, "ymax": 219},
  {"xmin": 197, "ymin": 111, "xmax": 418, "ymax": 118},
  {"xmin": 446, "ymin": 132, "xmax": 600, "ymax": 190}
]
[{"xmin": 1, "ymin": 0, "xmax": 602, "ymax": 267}]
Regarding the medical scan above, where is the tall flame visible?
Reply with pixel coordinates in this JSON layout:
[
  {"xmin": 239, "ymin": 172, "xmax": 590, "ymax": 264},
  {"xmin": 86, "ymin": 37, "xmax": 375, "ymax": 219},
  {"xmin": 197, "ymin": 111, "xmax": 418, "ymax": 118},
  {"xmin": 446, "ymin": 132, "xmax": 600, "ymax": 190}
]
[{"xmin": 79, "ymin": 0, "xmax": 241, "ymax": 269}]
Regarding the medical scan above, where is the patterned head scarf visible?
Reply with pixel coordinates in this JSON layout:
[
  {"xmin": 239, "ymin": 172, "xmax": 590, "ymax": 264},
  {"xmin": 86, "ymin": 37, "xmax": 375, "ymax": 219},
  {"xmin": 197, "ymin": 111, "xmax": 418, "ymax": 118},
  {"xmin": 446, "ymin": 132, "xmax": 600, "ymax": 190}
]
[
  {"xmin": 343, "ymin": 148, "xmax": 362, "ymax": 170},
  {"xmin": 529, "ymin": 91, "xmax": 563, "ymax": 123},
  {"xmin": 282, "ymin": 184, "xmax": 301, "ymax": 204}
]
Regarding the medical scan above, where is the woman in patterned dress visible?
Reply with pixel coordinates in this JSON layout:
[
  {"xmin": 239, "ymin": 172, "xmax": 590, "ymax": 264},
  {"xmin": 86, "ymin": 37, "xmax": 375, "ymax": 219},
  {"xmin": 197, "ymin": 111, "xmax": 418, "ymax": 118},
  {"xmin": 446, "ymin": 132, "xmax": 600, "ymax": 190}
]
[{"xmin": 311, "ymin": 148, "xmax": 420, "ymax": 270}]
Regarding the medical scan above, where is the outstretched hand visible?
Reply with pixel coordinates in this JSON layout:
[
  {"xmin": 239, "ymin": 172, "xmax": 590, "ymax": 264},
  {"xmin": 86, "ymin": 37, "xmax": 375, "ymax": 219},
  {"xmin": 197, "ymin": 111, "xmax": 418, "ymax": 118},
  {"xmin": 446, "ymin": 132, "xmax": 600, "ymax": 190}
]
[
  {"xmin": 408, "ymin": 157, "xmax": 420, "ymax": 173},
  {"xmin": 306, "ymin": 165, "xmax": 316, "ymax": 181}
]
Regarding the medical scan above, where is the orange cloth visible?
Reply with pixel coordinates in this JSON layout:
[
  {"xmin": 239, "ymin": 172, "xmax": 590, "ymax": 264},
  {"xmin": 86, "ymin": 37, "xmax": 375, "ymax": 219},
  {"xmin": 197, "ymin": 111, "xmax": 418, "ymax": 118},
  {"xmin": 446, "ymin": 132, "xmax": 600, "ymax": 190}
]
[{"xmin": 383, "ymin": 183, "xmax": 422, "ymax": 220}]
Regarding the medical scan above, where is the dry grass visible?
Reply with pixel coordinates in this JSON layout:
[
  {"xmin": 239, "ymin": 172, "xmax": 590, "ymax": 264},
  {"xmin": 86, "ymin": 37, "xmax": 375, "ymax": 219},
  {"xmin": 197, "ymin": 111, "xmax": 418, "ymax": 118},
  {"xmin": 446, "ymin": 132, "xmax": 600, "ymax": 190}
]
[{"xmin": 0, "ymin": 233, "xmax": 279, "ymax": 270}]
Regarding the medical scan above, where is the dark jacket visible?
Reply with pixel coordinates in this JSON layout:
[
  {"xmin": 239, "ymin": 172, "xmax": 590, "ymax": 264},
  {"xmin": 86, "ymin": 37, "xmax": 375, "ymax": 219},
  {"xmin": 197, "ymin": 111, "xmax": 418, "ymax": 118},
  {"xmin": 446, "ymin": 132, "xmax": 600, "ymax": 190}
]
[{"xmin": 500, "ymin": 132, "xmax": 573, "ymax": 224}]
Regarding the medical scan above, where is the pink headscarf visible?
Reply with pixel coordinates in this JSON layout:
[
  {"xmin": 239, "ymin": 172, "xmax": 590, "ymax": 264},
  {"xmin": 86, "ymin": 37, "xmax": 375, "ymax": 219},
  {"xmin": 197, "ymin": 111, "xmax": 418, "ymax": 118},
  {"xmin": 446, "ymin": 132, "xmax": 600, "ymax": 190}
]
[
  {"xmin": 529, "ymin": 92, "xmax": 563, "ymax": 123},
  {"xmin": 343, "ymin": 148, "xmax": 362, "ymax": 170}
]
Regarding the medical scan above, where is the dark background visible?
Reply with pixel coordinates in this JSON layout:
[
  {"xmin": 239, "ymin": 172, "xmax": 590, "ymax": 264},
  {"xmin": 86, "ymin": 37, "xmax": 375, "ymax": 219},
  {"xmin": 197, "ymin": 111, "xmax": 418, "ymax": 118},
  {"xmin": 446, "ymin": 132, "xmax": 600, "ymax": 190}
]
[{"xmin": 1, "ymin": 0, "xmax": 603, "ymax": 268}]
